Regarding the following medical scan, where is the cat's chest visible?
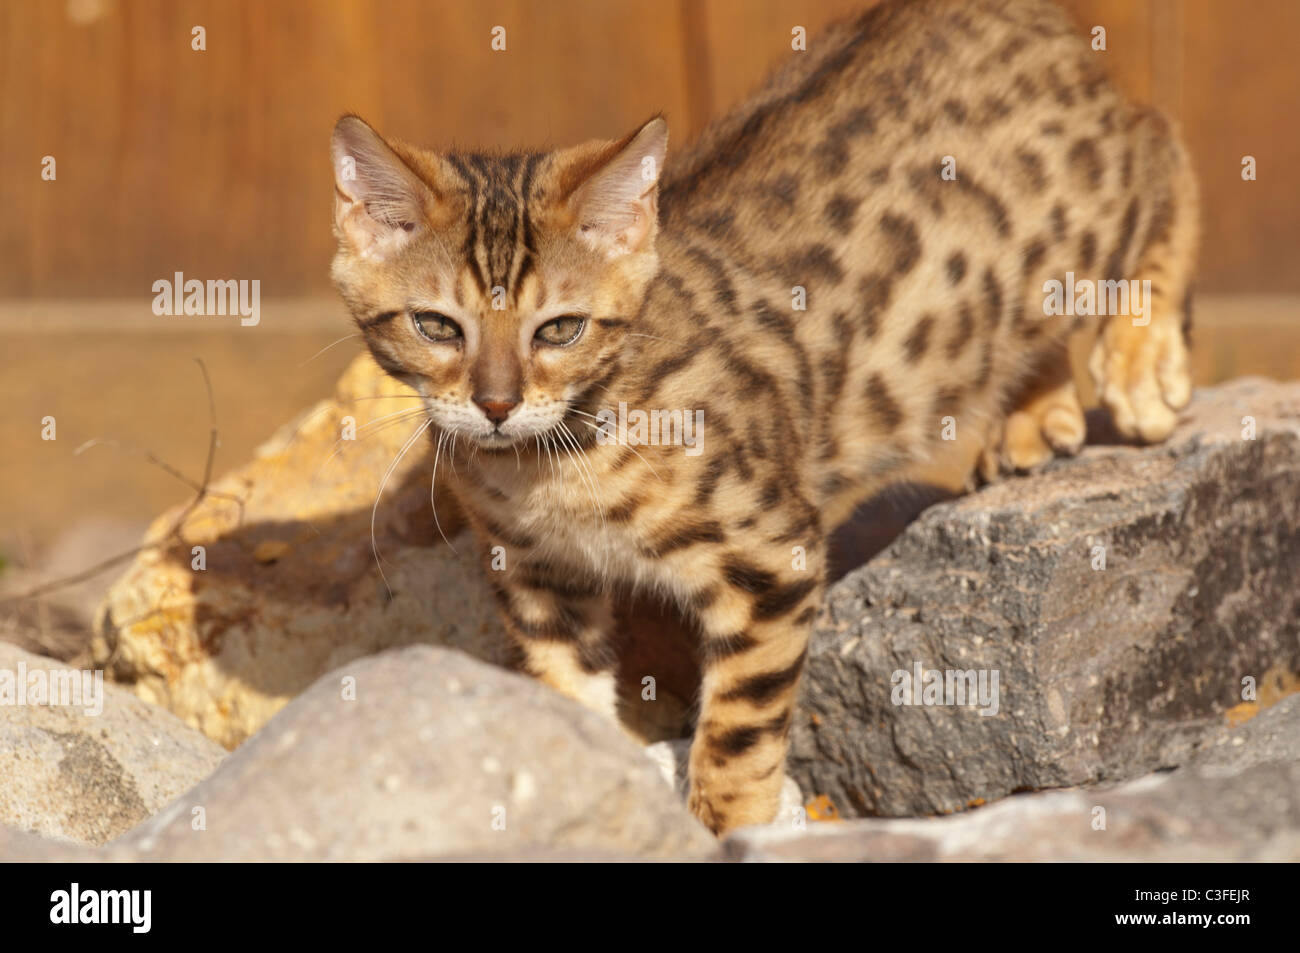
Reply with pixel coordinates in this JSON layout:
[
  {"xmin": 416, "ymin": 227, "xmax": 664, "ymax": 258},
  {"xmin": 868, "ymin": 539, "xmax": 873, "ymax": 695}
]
[
  {"xmin": 531, "ymin": 511, "xmax": 648, "ymax": 574},
  {"xmin": 460, "ymin": 465, "xmax": 689, "ymax": 592}
]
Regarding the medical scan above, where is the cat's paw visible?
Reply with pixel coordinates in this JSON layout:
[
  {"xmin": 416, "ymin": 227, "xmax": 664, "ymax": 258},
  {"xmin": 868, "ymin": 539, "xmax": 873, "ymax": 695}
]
[
  {"xmin": 1088, "ymin": 311, "xmax": 1191, "ymax": 443},
  {"xmin": 976, "ymin": 378, "xmax": 1086, "ymax": 483},
  {"xmin": 687, "ymin": 753, "xmax": 783, "ymax": 836}
]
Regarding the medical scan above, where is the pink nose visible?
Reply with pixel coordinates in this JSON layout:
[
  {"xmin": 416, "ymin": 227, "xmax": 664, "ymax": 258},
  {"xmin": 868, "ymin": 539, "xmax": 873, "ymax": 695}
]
[{"xmin": 474, "ymin": 397, "xmax": 519, "ymax": 425}]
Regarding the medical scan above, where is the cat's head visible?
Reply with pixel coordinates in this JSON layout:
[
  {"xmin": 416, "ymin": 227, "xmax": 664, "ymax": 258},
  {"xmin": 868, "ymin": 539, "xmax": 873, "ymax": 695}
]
[{"xmin": 329, "ymin": 114, "xmax": 667, "ymax": 451}]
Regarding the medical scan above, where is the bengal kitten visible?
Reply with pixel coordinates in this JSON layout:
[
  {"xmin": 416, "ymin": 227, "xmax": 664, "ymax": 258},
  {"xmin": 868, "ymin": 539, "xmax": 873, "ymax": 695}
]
[{"xmin": 329, "ymin": 0, "xmax": 1197, "ymax": 834}]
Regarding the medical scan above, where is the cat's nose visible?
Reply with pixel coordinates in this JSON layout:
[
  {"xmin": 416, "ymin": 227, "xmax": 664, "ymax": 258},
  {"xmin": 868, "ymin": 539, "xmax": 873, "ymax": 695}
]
[{"xmin": 474, "ymin": 396, "xmax": 520, "ymax": 425}]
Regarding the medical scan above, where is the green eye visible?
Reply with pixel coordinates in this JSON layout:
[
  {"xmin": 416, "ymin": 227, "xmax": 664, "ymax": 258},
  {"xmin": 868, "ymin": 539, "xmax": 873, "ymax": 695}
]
[
  {"xmin": 534, "ymin": 315, "xmax": 586, "ymax": 346},
  {"xmin": 412, "ymin": 311, "xmax": 463, "ymax": 342}
]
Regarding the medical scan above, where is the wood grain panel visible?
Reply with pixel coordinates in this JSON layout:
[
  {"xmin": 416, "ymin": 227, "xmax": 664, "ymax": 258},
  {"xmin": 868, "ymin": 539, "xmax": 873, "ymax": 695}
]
[
  {"xmin": 1060, "ymin": 0, "xmax": 1156, "ymax": 105},
  {"xmin": 1179, "ymin": 0, "xmax": 1300, "ymax": 293},
  {"xmin": 0, "ymin": 0, "xmax": 1295, "ymax": 298},
  {"xmin": 687, "ymin": 0, "xmax": 868, "ymax": 123},
  {"xmin": 0, "ymin": 0, "xmax": 691, "ymax": 297}
]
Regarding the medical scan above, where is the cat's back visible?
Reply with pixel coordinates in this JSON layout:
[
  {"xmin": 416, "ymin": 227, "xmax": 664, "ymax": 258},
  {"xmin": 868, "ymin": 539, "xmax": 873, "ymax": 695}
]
[
  {"xmin": 628, "ymin": 0, "xmax": 1192, "ymax": 504},
  {"xmin": 658, "ymin": 0, "xmax": 1118, "ymax": 261}
]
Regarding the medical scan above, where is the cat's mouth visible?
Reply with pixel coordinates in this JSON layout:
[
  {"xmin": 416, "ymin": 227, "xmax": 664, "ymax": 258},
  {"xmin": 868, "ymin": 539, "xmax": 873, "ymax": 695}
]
[
  {"xmin": 423, "ymin": 414, "xmax": 563, "ymax": 453},
  {"xmin": 419, "ymin": 395, "xmax": 590, "ymax": 454},
  {"xmin": 472, "ymin": 429, "xmax": 524, "ymax": 451}
]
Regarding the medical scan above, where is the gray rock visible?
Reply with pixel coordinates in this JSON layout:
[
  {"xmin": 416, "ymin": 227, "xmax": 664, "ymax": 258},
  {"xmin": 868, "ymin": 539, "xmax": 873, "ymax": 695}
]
[
  {"xmin": 1192, "ymin": 692, "xmax": 1300, "ymax": 772},
  {"xmin": 114, "ymin": 646, "xmax": 716, "ymax": 860},
  {"xmin": 0, "ymin": 823, "xmax": 104, "ymax": 861},
  {"xmin": 0, "ymin": 517, "xmax": 147, "ymax": 662},
  {"xmin": 727, "ymin": 757, "xmax": 1300, "ymax": 862},
  {"xmin": 792, "ymin": 378, "xmax": 1300, "ymax": 817},
  {"xmin": 0, "ymin": 643, "xmax": 227, "ymax": 846}
]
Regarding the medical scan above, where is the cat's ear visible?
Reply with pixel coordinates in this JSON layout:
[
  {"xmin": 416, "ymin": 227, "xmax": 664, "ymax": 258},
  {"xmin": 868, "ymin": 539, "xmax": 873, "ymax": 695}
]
[
  {"xmin": 562, "ymin": 116, "xmax": 668, "ymax": 257},
  {"xmin": 331, "ymin": 115, "xmax": 432, "ymax": 260}
]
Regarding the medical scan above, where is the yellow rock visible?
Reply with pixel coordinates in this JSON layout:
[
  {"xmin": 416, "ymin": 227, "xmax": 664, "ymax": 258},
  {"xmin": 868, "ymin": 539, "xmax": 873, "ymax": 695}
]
[{"xmin": 252, "ymin": 540, "xmax": 292, "ymax": 563}]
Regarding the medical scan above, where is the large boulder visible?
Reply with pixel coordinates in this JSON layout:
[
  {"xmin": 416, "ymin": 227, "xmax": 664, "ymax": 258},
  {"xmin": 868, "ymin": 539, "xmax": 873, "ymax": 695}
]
[
  {"xmin": 0, "ymin": 643, "xmax": 226, "ymax": 846},
  {"xmin": 112, "ymin": 646, "xmax": 715, "ymax": 860},
  {"xmin": 730, "ymin": 694, "xmax": 1300, "ymax": 861},
  {"xmin": 0, "ymin": 824, "xmax": 103, "ymax": 861},
  {"xmin": 790, "ymin": 377, "xmax": 1300, "ymax": 816}
]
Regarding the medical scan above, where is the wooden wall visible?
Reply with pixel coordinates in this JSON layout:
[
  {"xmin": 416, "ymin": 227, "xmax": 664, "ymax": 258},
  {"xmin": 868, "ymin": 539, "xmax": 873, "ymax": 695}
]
[{"xmin": 1, "ymin": 0, "xmax": 1297, "ymax": 298}]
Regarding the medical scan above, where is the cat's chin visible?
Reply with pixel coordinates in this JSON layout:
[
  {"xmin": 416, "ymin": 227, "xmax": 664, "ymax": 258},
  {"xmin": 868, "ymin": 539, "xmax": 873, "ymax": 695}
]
[{"xmin": 467, "ymin": 430, "xmax": 530, "ymax": 452}]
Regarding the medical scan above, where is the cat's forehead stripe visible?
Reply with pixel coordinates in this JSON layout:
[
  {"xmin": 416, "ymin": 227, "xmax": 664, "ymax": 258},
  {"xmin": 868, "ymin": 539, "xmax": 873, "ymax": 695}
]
[
  {"xmin": 446, "ymin": 150, "xmax": 545, "ymax": 303},
  {"xmin": 443, "ymin": 153, "xmax": 485, "ymax": 296}
]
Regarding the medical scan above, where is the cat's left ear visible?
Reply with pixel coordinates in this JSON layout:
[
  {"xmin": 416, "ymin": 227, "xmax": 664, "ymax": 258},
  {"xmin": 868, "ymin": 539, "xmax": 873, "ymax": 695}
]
[
  {"xmin": 563, "ymin": 116, "xmax": 668, "ymax": 257},
  {"xmin": 331, "ymin": 115, "xmax": 434, "ymax": 261}
]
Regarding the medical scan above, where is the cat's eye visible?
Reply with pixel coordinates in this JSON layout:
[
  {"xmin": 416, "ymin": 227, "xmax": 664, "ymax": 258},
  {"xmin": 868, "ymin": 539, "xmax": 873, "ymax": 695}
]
[
  {"xmin": 412, "ymin": 311, "xmax": 463, "ymax": 343},
  {"xmin": 534, "ymin": 315, "xmax": 586, "ymax": 347}
]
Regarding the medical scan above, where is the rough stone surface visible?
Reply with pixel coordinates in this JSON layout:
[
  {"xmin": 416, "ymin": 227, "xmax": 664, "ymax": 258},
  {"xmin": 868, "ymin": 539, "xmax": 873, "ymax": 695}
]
[
  {"xmin": 91, "ymin": 357, "xmax": 508, "ymax": 749},
  {"xmin": 1192, "ymin": 691, "xmax": 1300, "ymax": 771},
  {"xmin": 0, "ymin": 823, "xmax": 104, "ymax": 861},
  {"xmin": 790, "ymin": 378, "xmax": 1300, "ymax": 817},
  {"xmin": 732, "ymin": 698, "xmax": 1300, "ymax": 861},
  {"xmin": 727, "ymin": 758, "xmax": 1300, "ymax": 862},
  {"xmin": 112, "ymin": 646, "xmax": 716, "ymax": 861},
  {"xmin": 0, "ymin": 643, "xmax": 226, "ymax": 846}
]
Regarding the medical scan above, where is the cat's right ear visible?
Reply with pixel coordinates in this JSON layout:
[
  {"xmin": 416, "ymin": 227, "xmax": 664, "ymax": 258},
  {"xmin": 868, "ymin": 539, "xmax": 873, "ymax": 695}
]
[
  {"xmin": 331, "ymin": 115, "xmax": 431, "ymax": 260},
  {"xmin": 559, "ymin": 116, "xmax": 669, "ymax": 257}
]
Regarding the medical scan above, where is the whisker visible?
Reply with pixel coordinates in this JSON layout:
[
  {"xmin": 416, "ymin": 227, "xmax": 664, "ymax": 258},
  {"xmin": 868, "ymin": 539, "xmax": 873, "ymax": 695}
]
[
  {"xmin": 627, "ymin": 331, "xmax": 688, "ymax": 347},
  {"xmin": 557, "ymin": 422, "xmax": 605, "ymax": 534},
  {"xmin": 560, "ymin": 422, "xmax": 610, "ymax": 575},
  {"xmin": 317, "ymin": 409, "xmax": 429, "ymax": 476},
  {"xmin": 342, "ymin": 407, "xmax": 429, "ymax": 442},
  {"xmin": 565, "ymin": 405, "xmax": 667, "ymax": 482},
  {"xmin": 299, "ymin": 332, "xmax": 362, "ymax": 367},
  {"xmin": 543, "ymin": 431, "xmax": 558, "ymax": 483},
  {"xmin": 572, "ymin": 419, "xmax": 666, "ymax": 482},
  {"xmin": 370, "ymin": 417, "xmax": 433, "ymax": 599},
  {"xmin": 429, "ymin": 428, "xmax": 459, "ymax": 553},
  {"xmin": 268, "ymin": 393, "xmax": 426, "ymax": 456}
]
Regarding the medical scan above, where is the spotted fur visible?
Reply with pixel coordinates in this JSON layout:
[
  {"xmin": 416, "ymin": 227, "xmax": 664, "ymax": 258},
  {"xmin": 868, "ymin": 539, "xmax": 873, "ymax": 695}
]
[{"xmin": 330, "ymin": 0, "xmax": 1197, "ymax": 834}]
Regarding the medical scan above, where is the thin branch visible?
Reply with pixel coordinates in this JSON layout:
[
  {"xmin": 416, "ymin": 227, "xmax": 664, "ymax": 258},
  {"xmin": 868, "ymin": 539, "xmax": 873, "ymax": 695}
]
[{"xmin": 0, "ymin": 358, "xmax": 239, "ymax": 607}]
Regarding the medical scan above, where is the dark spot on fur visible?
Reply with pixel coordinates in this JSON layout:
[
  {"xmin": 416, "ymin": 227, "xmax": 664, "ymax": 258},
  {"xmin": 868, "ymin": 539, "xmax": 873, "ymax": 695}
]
[
  {"xmin": 946, "ymin": 252, "xmax": 967, "ymax": 285},
  {"xmin": 880, "ymin": 213, "xmax": 922, "ymax": 275},
  {"xmin": 865, "ymin": 372, "xmax": 904, "ymax": 432},
  {"xmin": 823, "ymin": 194, "xmax": 862, "ymax": 234},
  {"xmin": 903, "ymin": 314, "xmax": 935, "ymax": 363}
]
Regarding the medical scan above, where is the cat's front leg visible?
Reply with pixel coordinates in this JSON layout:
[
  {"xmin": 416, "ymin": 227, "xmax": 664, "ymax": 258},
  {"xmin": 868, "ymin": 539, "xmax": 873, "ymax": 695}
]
[
  {"xmin": 686, "ymin": 553, "xmax": 824, "ymax": 835},
  {"xmin": 487, "ymin": 564, "xmax": 620, "ymax": 721}
]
